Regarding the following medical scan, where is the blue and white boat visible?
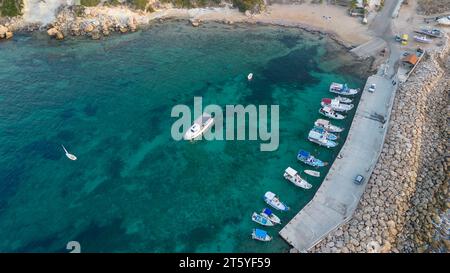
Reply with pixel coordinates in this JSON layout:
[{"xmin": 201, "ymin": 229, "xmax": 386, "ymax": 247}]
[
  {"xmin": 261, "ymin": 208, "xmax": 281, "ymax": 225},
  {"xmin": 252, "ymin": 229, "xmax": 272, "ymax": 242},
  {"xmin": 297, "ymin": 150, "xmax": 327, "ymax": 167},
  {"xmin": 263, "ymin": 191, "xmax": 289, "ymax": 211},
  {"xmin": 329, "ymin": 82, "xmax": 359, "ymax": 96},
  {"xmin": 311, "ymin": 126, "xmax": 338, "ymax": 141},
  {"xmin": 308, "ymin": 130, "xmax": 338, "ymax": 148},
  {"xmin": 252, "ymin": 212, "xmax": 274, "ymax": 226}
]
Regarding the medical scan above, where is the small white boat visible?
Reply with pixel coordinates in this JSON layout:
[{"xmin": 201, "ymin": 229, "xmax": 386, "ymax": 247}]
[
  {"xmin": 283, "ymin": 167, "xmax": 312, "ymax": 189},
  {"xmin": 304, "ymin": 170, "xmax": 320, "ymax": 177},
  {"xmin": 329, "ymin": 82, "xmax": 359, "ymax": 96},
  {"xmin": 437, "ymin": 16, "xmax": 450, "ymax": 26},
  {"xmin": 314, "ymin": 119, "xmax": 344, "ymax": 133},
  {"xmin": 183, "ymin": 113, "xmax": 214, "ymax": 140},
  {"xmin": 321, "ymin": 98, "xmax": 354, "ymax": 112},
  {"xmin": 62, "ymin": 145, "xmax": 77, "ymax": 161},
  {"xmin": 252, "ymin": 212, "xmax": 274, "ymax": 226},
  {"xmin": 319, "ymin": 106, "xmax": 345, "ymax": 120},
  {"xmin": 413, "ymin": 35, "xmax": 432, "ymax": 44},
  {"xmin": 261, "ymin": 208, "xmax": 281, "ymax": 225},
  {"xmin": 263, "ymin": 191, "xmax": 289, "ymax": 211},
  {"xmin": 334, "ymin": 96, "xmax": 353, "ymax": 104},
  {"xmin": 247, "ymin": 73, "xmax": 253, "ymax": 81},
  {"xmin": 252, "ymin": 229, "xmax": 272, "ymax": 242}
]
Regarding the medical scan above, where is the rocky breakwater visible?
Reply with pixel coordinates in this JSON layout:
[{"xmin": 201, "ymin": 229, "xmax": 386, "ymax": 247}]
[
  {"xmin": 46, "ymin": 5, "xmax": 146, "ymax": 40},
  {"xmin": 0, "ymin": 24, "xmax": 14, "ymax": 40},
  {"xmin": 311, "ymin": 37, "xmax": 450, "ymax": 253}
]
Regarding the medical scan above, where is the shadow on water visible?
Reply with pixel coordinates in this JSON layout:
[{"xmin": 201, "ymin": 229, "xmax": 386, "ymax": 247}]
[{"xmin": 245, "ymin": 47, "xmax": 320, "ymax": 104}]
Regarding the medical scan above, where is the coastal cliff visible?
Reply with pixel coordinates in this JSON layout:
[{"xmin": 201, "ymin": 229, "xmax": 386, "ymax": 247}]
[{"xmin": 312, "ymin": 36, "xmax": 450, "ymax": 253}]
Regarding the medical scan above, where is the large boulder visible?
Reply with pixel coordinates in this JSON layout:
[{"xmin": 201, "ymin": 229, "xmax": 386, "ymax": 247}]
[
  {"xmin": 0, "ymin": 25, "xmax": 8, "ymax": 39},
  {"xmin": 84, "ymin": 24, "xmax": 95, "ymax": 33},
  {"xmin": 5, "ymin": 31, "xmax": 13, "ymax": 39},
  {"xmin": 47, "ymin": 27, "xmax": 64, "ymax": 40}
]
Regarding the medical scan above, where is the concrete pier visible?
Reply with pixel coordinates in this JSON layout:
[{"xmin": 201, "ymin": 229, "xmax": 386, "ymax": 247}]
[{"xmin": 280, "ymin": 72, "xmax": 397, "ymax": 251}]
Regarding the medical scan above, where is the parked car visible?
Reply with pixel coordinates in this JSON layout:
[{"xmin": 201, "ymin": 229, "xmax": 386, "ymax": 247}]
[
  {"xmin": 354, "ymin": 175, "xmax": 365, "ymax": 185},
  {"xmin": 368, "ymin": 84, "xmax": 376, "ymax": 93}
]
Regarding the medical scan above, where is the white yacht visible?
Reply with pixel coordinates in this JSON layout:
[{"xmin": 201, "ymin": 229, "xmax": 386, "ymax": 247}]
[{"xmin": 183, "ymin": 113, "xmax": 214, "ymax": 140}]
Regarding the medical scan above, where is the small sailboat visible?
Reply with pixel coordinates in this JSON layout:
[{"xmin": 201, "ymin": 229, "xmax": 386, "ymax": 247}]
[
  {"xmin": 304, "ymin": 170, "xmax": 320, "ymax": 177},
  {"xmin": 261, "ymin": 208, "xmax": 281, "ymax": 225},
  {"xmin": 62, "ymin": 145, "xmax": 77, "ymax": 161},
  {"xmin": 297, "ymin": 150, "xmax": 327, "ymax": 167},
  {"xmin": 321, "ymin": 98, "xmax": 354, "ymax": 112},
  {"xmin": 252, "ymin": 229, "xmax": 272, "ymax": 242},
  {"xmin": 308, "ymin": 130, "xmax": 338, "ymax": 148},
  {"xmin": 319, "ymin": 106, "xmax": 345, "ymax": 120},
  {"xmin": 252, "ymin": 212, "xmax": 274, "ymax": 226},
  {"xmin": 263, "ymin": 191, "xmax": 289, "ymax": 211},
  {"xmin": 329, "ymin": 82, "xmax": 359, "ymax": 96},
  {"xmin": 311, "ymin": 126, "xmax": 338, "ymax": 141},
  {"xmin": 283, "ymin": 167, "xmax": 312, "ymax": 189},
  {"xmin": 314, "ymin": 119, "xmax": 344, "ymax": 133},
  {"xmin": 184, "ymin": 113, "xmax": 214, "ymax": 140},
  {"xmin": 247, "ymin": 73, "xmax": 253, "ymax": 81}
]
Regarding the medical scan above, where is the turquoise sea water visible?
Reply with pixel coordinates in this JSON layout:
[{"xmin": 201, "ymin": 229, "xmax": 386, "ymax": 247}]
[{"xmin": 0, "ymin": 21, "xmax": 367, "ymax": 252}]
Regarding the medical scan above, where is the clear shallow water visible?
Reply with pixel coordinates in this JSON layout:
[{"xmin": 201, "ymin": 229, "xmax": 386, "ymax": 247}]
[{"xmin": 0, "ymin": 22, "xmax": 366, "ymax": 252}]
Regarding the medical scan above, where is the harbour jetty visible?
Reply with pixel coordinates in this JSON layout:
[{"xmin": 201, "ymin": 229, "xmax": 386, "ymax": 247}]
[
  {"xmin": 279, "ymin": 60, "xmax": 398, "ymax": 252},
  {"xmin": 311, "ymin": 35, "xmax": 450, "ymax": 253}
]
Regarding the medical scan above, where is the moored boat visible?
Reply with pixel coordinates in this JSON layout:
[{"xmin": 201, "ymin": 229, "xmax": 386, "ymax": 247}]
[
  {"xmin": 437, "ymin": 16, "xmax": 450, "ymax": 26},
  {"xmin": 183, "ymin": 113, "xmax": 214, "ymax": 140},
  {"xmin": 321, "ymin": 98, "xmax": 354, "ymax": 112},
  {"xmin": 261, "ymin": 208, "xmax": 281, "ymax": 225},
  {"xmin": 252, "ymin": 212, "xmax": 274, "ymax": 226},
  {"xmin": 334, "ymin": 96, "xmax": 353, "ymax": 104},
  {"xmin": 252, "ymin": 229, "xmax": 272, "ymax": 242},
  {"xmin": 308, "ymin": 130, "xmax": 338, "ymax": 148},
  {"xmin": 263, "ymin": 191, "xmax": 289, "ymax": 211},
  {"xmin": 304, "ymin": 170, "xmax": 320, "ymax": 177},
  {"xmin": 329, "ymin": 82, "xmax": 359, "ymax": 96},
  {"xmin": 311, "ymin": 126, "xmax": 338, "ymax": 141},
  {"xmin": 413, "ymin": 35, "xmax": 432, "ymax": 44},
  {"xmin": 283, "ymin": 167, "xmax": 312, "ymax": 189},
  {"xmin": 314, "ymin": 118, "xmax": 344, "ymax": 133},
  {"xmin": 319, "ymin": 106, "xmax": 345, "ymax": 120},
  {"xmin": 247, "ymin": 73, "xmax": 253, "ymax": 80},
  {"xmin": 297, "ymin": 150, "xmax": 327, "ymax": 167}
]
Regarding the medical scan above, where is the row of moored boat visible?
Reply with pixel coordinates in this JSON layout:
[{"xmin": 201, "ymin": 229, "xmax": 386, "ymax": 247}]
[{"xmin": 253, "ymin": 82, "xmax": 359, "ymax": 242}]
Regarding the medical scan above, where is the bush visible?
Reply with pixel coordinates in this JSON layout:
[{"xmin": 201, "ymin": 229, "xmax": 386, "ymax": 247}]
[
  {"xmin": 232, "ymin": 0, "xmax": 263, "ymax": 12},
  {"xmin": 0, "ymin": 0, "xmax": 23, "ymax": 17},
  {"xmin": 128, "ymin": 0, "xmax": 148, "ymax": 10},
  {"xmin": 80, "ymin": 0, "xmax": 100, "ymax": 7}
]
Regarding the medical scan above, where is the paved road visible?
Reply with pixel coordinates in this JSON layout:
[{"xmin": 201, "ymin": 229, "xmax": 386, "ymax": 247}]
[{"xmin": 279, "ymin": 0, "xmax": 403, "ymax": 252}]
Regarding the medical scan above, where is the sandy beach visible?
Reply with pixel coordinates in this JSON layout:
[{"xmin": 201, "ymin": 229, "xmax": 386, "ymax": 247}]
[{"xmin": 149, "ymin": 4, "xmax": 372, "ymax": 47}]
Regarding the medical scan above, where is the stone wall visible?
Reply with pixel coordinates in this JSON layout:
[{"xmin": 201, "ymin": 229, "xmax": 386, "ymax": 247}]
[{"xmin": 311, "ymin": 38, "xmax": 450, "ymax": 253}]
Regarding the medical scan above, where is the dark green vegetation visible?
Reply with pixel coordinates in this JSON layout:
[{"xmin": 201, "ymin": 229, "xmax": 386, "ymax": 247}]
[
  {"xmin": 231, "ymin": 0, "xmax": 263, "ymax": 12},
  {"xmin": 75, "ymin": 0, "xmax": 263, "ymax": 12},
  {"xmin": 80, "ymin": 0, "xmax": 101, "ymax": 7},
  {"xmin": 0, "ymin": 0, "xmax": 23, "ymax": 17}
]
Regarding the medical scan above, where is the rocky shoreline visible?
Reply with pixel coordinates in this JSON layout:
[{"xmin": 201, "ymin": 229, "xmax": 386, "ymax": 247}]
[{"xmin": 311, "ymin": 36, "xmax": 450, "ymax": 253}]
